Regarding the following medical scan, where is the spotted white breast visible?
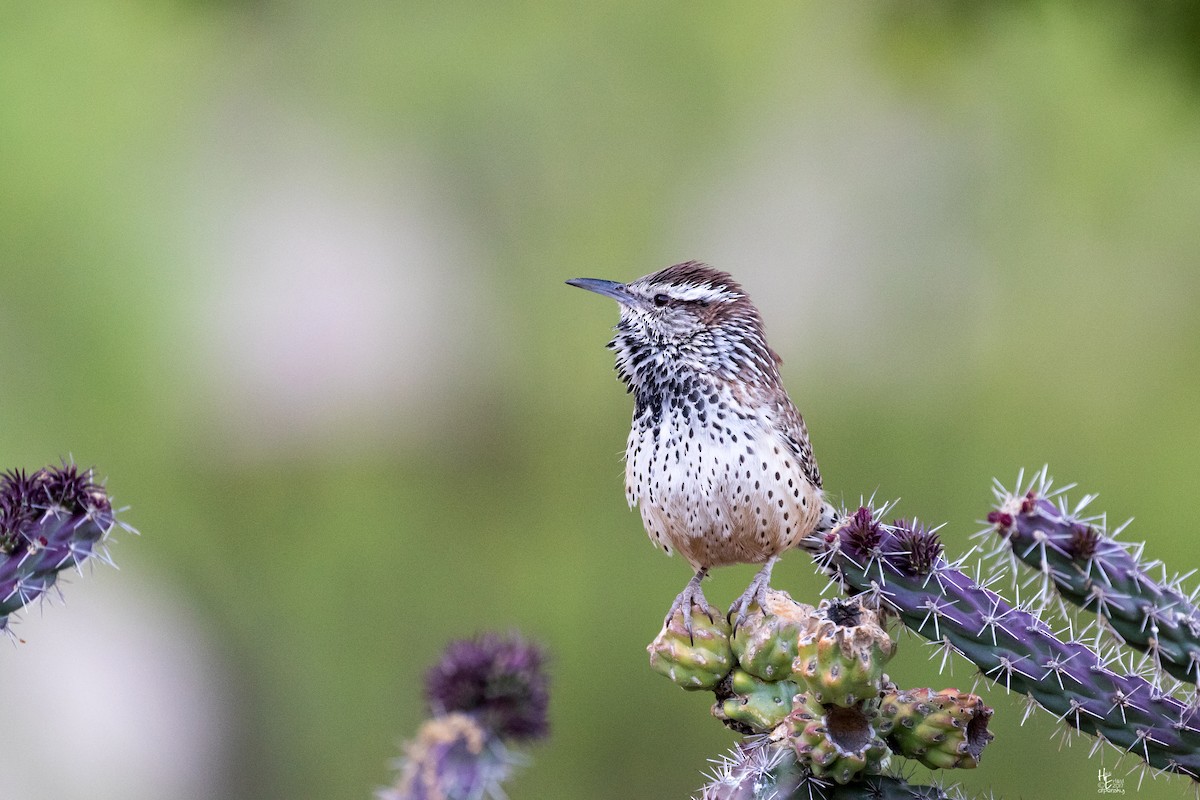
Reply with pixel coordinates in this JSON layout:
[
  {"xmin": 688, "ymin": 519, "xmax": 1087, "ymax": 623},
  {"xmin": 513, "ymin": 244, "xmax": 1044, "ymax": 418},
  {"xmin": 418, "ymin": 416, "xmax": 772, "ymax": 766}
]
[{"xmin": 624, "ymin": 381, "xmax": 823, "ymax": 571}]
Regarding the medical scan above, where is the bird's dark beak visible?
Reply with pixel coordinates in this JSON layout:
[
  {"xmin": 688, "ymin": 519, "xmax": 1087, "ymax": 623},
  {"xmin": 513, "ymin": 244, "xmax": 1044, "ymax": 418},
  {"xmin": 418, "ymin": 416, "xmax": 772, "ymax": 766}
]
[{"xmin": 566, "ymin": 278, "xmax": 631, "ymax": 304}]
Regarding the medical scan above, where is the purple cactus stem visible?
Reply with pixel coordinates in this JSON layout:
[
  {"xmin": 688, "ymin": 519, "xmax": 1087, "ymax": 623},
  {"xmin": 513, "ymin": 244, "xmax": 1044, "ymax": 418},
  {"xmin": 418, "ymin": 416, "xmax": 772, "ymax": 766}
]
[
  {"xmin": 700, "ymin": 737, "xmax": 955, "ymax": 799},
  {"xmin": 425, "ymin": 632, "xmax": 549, "ymax": 742},
  {"xmin": 0, "ymin": 463, "xmax": 126, "ymax": 629},
  {"xmin": 378, "ymin": 712, "xmax": 519, "ymax": 800},
  {"xmin": 990, "ymin": 485, "xmax": 1200, "ymax": 684},
  {"xmin": 815, "ymin": 507, "xmax": 1200, "ymax": 780}
]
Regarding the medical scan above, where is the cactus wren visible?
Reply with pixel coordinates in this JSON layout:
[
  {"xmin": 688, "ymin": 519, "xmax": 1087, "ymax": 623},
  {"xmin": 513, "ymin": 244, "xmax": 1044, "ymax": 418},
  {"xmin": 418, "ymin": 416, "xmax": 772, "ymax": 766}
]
[{"xmin": 568, "ymin": 261, "xmax": 837, "ymax": 634}]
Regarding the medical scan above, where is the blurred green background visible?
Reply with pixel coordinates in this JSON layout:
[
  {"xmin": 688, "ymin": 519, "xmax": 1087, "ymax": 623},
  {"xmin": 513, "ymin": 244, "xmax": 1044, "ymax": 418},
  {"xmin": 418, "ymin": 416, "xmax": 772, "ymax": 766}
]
[{"xmin": 2, "ymin": 2, "xmax": 1200, "ymax": 798}]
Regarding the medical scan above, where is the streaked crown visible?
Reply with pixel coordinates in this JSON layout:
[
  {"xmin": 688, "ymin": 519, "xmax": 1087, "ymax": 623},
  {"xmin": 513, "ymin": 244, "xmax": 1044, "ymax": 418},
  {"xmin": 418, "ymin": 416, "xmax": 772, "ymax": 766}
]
[{"xmin": 568, "ymin": 261, "xmax": 782, "ymax": 395}]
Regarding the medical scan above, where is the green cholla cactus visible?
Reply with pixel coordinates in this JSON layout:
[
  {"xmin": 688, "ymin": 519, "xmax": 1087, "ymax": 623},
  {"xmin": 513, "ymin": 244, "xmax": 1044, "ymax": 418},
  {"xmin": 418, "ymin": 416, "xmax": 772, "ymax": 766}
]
[
  {"xmin": 730, "ymin": 590, "xmax": 816, "ymax": 681},
  {"xmin": 878, "ymin": 688, "xmax": 993, "ymax": 770},
  {"xmin": 648, "ymin": 602, "xmax": 733, "ymax": 690},
  {"xmin": 712, "ymin": 668, "xmax": 800, "ymax": 734},
  {"xmin": 791, "ymin": 599, "xmax": 895, "ymax": 706},
  {"xmin": 784, "ymin": 691, "xmax": 889, "ymax": 785}
]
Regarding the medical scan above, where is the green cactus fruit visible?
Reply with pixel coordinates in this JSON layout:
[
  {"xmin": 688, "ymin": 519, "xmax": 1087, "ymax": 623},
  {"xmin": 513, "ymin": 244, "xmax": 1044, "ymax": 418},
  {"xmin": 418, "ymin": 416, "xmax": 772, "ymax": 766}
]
[
  {"xmin": 879, "ymin": 687, "xmax": 994, "ymax": 770},
  {"xmin": 647, "ymin": 602, "xmax": 733, "ymax": 690},
  {"xmin": 712, "ymin": 669, "xmax": 800, "ymax": 734},
  {"xmin": 791, "ymin": 599, "xmax": 896, "ymax": 706},
  {"xmin": 730, "ymin": 589, "xmax": 819, "ymax": 681},
  {"xmin": 784, "ymin": 691, "xmax": 889, "ymax": 785}
]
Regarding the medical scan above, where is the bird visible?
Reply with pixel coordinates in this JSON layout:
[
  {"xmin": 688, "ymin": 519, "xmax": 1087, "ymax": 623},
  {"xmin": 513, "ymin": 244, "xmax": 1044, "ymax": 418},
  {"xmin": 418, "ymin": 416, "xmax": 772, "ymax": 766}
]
[{"xmin": 567, "ymin": 261, "xmax": 838, "ymax": 635}]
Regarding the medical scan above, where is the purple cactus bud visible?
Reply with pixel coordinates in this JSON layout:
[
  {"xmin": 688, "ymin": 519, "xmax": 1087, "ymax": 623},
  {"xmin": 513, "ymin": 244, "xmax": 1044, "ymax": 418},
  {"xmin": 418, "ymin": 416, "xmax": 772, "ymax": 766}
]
[
  {"xmin": 892, "ymin": 519, "xmax": 943, "ymax": 576},
  {"xmin": 843, "ymin": 507, "xmax": 883, "ymax": 555},
  {"xmin": 383, "ymin": 633, "xmax": 549, "ymax": 800},
  {"xmin": 425, "ymin": 632, "xmax": 549, "ymax": 742},
  {"xmin": 0, "ymin": 463, "xmax": 127, "ymax": 631}
]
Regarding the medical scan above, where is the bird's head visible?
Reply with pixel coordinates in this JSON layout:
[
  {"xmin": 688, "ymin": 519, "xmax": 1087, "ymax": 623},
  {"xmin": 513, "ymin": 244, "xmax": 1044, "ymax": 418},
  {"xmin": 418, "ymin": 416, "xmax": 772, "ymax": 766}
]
[{"xmin": 567, "ymin": 261, "xmax": 779, "ymax": 389}]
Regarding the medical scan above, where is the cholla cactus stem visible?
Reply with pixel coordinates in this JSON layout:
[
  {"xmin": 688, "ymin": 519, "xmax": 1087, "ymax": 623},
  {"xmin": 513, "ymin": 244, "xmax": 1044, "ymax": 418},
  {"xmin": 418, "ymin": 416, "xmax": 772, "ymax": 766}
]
[
  {"xmin": 814, "ymin": 508, "xmax": 1200, "ymax": 780},
  {"xmin": 699, "ymin": 737, "xmax": 958, "ymax": 800},
  {"xmin": 987, "ymin": 474, "xmax": 1200, "ymax": 685}
]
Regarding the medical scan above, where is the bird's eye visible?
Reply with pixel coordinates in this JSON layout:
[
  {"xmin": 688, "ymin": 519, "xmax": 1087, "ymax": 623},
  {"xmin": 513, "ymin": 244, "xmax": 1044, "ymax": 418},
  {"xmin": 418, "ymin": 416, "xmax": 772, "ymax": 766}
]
[{"xmin": 653, "ymin": 293, "xmax": 669, "ymax": 307}]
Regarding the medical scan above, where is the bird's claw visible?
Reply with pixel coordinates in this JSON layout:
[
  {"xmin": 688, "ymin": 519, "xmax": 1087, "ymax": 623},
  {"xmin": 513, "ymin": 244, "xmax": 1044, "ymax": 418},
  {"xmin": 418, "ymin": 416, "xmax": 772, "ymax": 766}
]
[
  {"xmin": 729, "ymin": 584, "xmax": 766, "ymax": 633},
  {"xmin": 729, "ymin": 557, "xmax": 778, "ymax": 633},
  {"xmin": 665, "ymin": 570, "xmax": 712, "ymax": 644}
]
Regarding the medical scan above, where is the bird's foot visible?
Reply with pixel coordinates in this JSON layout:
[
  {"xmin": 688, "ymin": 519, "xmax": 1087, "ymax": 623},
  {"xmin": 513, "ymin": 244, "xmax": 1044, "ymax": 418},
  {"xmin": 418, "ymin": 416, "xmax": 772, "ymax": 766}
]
[
  {"xmin": 729, "ymin": 557, "xmax": 778, "ymax": 633},
  {"xmin": 665, "ymin": 569, "xmax": 712, "ymax": 643}
]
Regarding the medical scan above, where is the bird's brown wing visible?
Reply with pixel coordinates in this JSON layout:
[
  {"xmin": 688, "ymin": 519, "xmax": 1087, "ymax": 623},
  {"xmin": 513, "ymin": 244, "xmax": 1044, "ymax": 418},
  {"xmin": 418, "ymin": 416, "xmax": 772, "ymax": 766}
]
[{"xmin": 775, "ymin": 397, "xmax": 822, "ymax": 489}]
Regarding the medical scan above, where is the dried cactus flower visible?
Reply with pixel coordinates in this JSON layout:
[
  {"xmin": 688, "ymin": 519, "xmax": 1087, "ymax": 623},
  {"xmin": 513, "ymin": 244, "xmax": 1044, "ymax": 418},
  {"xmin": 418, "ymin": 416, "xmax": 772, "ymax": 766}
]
[
  {"xmin": 792, "ymin": 599, "xmax": 895, "ymax": 706},
  {"xmin": 879, "ymin": 688, "xmax": 993, "ymax": 770},
  {"xmin": 783, "ymin": 691, "xmax": 890, "ymax": 785}
]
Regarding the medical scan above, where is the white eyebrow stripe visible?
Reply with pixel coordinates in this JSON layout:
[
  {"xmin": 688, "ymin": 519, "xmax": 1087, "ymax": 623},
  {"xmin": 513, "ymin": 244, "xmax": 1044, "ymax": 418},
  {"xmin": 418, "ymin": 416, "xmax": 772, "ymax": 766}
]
[{"xmin": 669, "ymin": 284, "xmax": 739, "ymax": 303}]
